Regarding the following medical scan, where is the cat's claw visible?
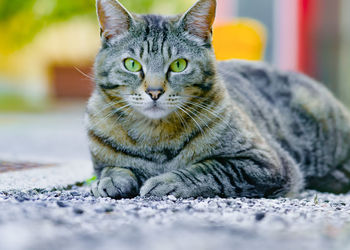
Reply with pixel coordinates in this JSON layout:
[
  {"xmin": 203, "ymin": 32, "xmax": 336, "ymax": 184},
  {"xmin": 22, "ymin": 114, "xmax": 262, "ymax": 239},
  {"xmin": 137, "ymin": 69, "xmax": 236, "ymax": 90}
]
[
  {"xmin": 91, "ymin": 174, "xmax": 139, "ymax": 199},
  {"xmin": 91, "ymin": 177, "xmax": 120, "ymax": 198},
  {"xmin": 140, "ymin": 173, "xmax": 189, "ymax": 198}
]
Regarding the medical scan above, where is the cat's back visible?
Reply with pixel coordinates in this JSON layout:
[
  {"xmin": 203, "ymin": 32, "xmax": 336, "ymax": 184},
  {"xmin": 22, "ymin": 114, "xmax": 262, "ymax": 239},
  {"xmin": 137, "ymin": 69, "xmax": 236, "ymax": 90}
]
[
  {"xmin": 217, "ymin": 59, "xmax": 321, "ymax": 111},
  {"xmin": 217, "ymin": 59, "xmax": 343, "ymax": 122}
]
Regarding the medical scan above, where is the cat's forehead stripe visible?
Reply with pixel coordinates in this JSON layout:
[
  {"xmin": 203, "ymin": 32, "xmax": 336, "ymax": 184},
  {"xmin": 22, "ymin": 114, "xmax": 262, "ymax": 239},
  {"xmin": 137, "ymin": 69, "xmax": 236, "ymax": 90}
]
[
  {"xmin": 133, "ymin": 15, "xmax": 173, "ymax": 60},
  {"xmin": 143, "ymin": 15, "xmax": 168, "ymax": 30}
]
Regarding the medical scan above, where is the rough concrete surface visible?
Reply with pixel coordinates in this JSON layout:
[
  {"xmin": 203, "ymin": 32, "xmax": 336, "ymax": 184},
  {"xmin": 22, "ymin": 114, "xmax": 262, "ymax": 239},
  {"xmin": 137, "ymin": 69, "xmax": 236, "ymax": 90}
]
[
  {"xmin": 1, "ymin": 105, "xmax": 350, "ymax": 250},
  {"xmin": 1, "ymin": 188, "xmax": 350, "ymax": 250},
  {"xmin": 0, "ymin": 160, "xmax": 92, "ymax": 191}
]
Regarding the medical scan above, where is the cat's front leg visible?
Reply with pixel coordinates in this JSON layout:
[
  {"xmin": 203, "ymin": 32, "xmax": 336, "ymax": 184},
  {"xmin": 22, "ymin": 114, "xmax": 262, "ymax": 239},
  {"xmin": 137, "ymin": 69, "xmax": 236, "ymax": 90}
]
[
  {"xmin": 140, "ymin": 156, "xmax": 302, "ymax": 198},
  {"xmin": 91, "ymin": 167, "xmax": 139, "ymax": 199}
]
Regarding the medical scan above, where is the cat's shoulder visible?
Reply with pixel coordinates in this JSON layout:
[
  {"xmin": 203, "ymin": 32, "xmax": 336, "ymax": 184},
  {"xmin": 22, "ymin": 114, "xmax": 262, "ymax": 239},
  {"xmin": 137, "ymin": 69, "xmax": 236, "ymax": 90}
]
[
  {"xmin": 216, "ymin": 59, "xmax": 317, "ymax": 84},
  {"xmin": 216, "ymin": 59, "xmax": 316, "ymax": 87},
  {"xmin": 216, "ymin": 59, "xmax": 278, "ymax": 76},
  {"xmin": 216, "ymin": 59, "xmax": 284, "ymax": 90}
]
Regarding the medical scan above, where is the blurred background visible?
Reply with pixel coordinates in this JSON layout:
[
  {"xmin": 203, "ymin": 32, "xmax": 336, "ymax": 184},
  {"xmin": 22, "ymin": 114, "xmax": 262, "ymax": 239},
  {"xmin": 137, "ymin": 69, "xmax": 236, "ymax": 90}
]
[
  {"xmin": 0, "ymin": 0, "xmax": 350, "ymax": 161},
  {"xmin": 1, "ymin": 0, "xmax": 350, "ymax": 112}
]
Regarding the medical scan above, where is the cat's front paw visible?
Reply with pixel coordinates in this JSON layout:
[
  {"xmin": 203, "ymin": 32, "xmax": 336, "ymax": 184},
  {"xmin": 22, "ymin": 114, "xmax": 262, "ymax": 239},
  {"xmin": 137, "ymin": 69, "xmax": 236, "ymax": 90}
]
[
  {"xmin": 140, "ymin": 172, "xmax": 191, "ymax": 198},
  {"xmin": 91, "ymin": 167, "xmax": 139, "ymax": 199}
]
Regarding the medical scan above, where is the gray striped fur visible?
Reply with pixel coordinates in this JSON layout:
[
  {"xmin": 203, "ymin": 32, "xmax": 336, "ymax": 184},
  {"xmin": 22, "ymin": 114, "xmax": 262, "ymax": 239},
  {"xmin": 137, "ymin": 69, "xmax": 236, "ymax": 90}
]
[{"xmin": 87, "ymin": 0, "xmax": 350, "ymax": 199}]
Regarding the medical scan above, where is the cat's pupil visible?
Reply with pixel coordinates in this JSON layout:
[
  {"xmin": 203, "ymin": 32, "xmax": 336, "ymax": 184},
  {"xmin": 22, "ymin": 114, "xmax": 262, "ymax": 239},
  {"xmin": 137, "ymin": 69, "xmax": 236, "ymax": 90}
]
[
  {"xmin": 176, "ymin": 61, "xmax": 180, "ymax": 68},
  {"xmin": 132, "ymin": 61, "xmax": 135, "ymax": 68}
]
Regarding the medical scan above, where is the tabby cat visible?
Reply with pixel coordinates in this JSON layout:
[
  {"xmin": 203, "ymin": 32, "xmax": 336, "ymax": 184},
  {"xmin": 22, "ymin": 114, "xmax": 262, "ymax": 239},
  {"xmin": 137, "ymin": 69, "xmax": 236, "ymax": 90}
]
[{"xmin": 87, "ymin": 0, "xmax": 350, "ymax": 199}]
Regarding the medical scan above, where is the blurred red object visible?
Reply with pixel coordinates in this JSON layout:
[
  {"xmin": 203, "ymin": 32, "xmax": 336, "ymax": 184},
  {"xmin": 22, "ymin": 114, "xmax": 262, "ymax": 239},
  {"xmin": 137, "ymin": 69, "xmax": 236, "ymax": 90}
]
[
  {"xmin": 51, "ymin": 65, "xmax": 94, "ymax": 99},
  {"xmin": 297, "ymin": 0, "xmax": 318, "ymax": 76}
]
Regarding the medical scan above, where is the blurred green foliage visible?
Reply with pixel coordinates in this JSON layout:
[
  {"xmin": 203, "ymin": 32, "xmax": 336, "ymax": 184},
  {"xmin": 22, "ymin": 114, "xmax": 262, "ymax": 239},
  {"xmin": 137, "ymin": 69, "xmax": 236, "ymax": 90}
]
[
  {"xmin": 0, "ymin": 0, "xmax": 96, "ymax": 53},
  {"xmin": 0, "ymin": 0, "xmax": 94, "ymax": 23},
  {"xmin": 0, "ymin": 0, "xmax": 190, "ymax": 54}
]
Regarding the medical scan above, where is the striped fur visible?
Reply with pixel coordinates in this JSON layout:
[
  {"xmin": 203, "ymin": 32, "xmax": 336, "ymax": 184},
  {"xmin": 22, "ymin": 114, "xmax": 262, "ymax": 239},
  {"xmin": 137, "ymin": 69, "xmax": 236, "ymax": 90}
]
[{"xmin": 88, "ymin": 0, "xmax": 350, "ymax": 199}]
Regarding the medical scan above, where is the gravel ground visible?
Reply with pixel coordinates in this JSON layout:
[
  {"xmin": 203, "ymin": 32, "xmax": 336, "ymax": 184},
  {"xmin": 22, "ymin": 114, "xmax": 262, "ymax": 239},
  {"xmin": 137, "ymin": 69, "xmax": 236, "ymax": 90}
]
[
  {"xmin": 1, "ymin": 187, "xmax": 350, "ymax": 250},
  {"xmin": 1, "ymin": 107, "xmax": 350, "ymax": 250}
]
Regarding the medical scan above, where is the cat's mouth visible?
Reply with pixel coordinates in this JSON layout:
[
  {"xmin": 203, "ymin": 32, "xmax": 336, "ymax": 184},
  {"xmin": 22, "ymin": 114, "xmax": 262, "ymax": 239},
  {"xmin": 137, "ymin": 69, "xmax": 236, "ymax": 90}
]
[
  {"xmin": 144, "ymin": 105, "xmax": 164, "ymax": 112},
  {"xmin": 140, "ymin": 102, "xmax": 173, "ymax": 119}
]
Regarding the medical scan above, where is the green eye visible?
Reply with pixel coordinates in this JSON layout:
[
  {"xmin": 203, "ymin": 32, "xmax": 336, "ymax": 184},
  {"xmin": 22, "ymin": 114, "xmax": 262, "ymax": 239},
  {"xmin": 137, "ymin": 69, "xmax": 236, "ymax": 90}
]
[
  {"xmin": 170, "ymin": 59, "xmax": 187, "ymax": 72},
  {"xmin": 124, "ymin": 58, "xmax": 142, "ymax": 72}
]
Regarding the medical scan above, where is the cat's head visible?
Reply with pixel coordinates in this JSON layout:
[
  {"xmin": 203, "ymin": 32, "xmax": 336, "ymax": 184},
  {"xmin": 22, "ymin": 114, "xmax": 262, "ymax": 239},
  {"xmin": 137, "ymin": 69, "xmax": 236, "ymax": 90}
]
[{"xmin": 94, "ymin": 0, "xmax": 217, "ymax": 120}]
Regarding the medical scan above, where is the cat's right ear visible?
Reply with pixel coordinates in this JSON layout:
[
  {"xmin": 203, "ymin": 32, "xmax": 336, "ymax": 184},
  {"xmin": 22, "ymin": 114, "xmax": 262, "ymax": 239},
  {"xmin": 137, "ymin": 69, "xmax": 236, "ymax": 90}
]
[
  {"xmin": 179, "ymin": 0, "xmax": 216, "ymax": 41},
  {"xmin": 96, "ymin": 0, "xmax": 133, "ymax": 40}
]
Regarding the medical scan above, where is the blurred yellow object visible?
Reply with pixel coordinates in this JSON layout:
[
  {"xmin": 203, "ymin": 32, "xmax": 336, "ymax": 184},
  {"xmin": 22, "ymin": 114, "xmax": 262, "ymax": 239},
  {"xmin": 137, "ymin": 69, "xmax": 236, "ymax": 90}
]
[{"xmin": 213, "ymin": 19, "xmax": 267, "ymax": 61}]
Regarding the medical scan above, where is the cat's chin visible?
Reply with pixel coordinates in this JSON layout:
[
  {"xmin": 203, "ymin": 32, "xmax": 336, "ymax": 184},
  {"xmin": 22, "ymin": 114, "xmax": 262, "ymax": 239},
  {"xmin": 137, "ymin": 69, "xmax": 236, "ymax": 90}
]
[{"xmin": 140, "ymin": 106, "xmax": 173, "ymax": 120}]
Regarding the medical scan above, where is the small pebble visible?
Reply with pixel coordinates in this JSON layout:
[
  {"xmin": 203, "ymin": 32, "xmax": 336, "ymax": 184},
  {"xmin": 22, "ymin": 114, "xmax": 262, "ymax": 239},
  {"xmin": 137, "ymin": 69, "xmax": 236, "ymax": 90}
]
[
  {"xmin": 15, "ymin": 196, "xmax": 27, "ymax": 202},
  {"xmin": 70, "ymin": 191, "xmax": 80, "ymax": 196},
  {"xmin": 73, "ymin": 207, "xmax": 84, "ymax": 215},
  {"xmin": 255, "ymin": 212, "xmax": 265, "ymax": 221},
  {"xmin": 57, "ymin": 201, "xmax": 69, "ymax": 208},
  {"xmin": 168, "ymin": 195, "xmax": 177, "ymax": 201},
  {"xmin": 95, "ymin": 205, "xmax": 114, "ymax": 213},
  {"xmin": 83, "ymin": 192, "xmax": 91, "ymax": 198}
]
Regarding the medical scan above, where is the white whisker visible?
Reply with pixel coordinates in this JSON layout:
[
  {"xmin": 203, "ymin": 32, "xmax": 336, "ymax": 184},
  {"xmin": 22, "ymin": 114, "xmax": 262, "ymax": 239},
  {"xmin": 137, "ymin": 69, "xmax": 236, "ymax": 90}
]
[
  {"xmin": 74, "ymin": 67, "xmax": 94, "ymax": 81},
  {"xmin": 182, "ymin": 103, "xmax": 218, "ymax": 137},
  {"xmin": 183, "ymin": 100, "xmax": 235, "ymax": 134},
  {"xmin": 177, "ymin": 104, "xmax": 205, "ymax": 136}
]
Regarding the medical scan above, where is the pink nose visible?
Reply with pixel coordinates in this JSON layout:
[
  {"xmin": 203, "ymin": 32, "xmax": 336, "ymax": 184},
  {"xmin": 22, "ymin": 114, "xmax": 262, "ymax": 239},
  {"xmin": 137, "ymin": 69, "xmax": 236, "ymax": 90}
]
[{"xmin": 146, "ymin": 88, "xmax": 164, "ymax": 101}]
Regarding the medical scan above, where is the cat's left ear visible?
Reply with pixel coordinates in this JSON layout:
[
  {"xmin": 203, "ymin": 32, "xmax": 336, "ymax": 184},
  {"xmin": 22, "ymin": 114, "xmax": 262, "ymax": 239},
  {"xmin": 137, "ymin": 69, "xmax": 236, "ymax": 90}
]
[{"xmin": 179, "ymin": 0, "xmax": 216, "ymax": 41}]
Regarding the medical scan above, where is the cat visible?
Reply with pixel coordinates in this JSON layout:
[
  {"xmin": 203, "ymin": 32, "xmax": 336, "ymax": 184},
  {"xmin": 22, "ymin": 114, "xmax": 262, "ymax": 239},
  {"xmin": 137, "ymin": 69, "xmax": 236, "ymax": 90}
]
[{"xmin": 87, "ymin": 0, "xmax": 350, "ymax": 199}]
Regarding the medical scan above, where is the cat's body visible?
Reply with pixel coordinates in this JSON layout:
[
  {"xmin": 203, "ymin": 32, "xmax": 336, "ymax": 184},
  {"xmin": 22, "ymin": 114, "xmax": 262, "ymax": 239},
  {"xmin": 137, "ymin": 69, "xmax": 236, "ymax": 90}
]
[
  {"xmin": 219, "ymin": 60, "xmax": 350, "ymax": 193},
  {"xmin": 88, "ymin": 0, "xmax": 350, "ymax": 199}
]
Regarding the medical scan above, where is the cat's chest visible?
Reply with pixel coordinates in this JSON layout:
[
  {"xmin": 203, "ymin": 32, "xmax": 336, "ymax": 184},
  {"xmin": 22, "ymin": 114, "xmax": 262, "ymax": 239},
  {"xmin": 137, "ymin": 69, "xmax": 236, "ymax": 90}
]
[{"xmin": 105, "ymin": 129, "xmax": 219, "ymax": 176}]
